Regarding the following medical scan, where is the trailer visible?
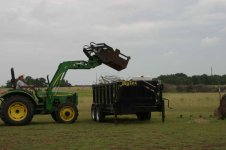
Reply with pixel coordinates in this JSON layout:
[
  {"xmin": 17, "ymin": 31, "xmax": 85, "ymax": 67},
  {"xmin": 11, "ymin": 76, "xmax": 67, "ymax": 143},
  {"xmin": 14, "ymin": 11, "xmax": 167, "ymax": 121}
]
[{"xmin": 91, "ymin": 79, "xmax": 165, "ymax": 122}]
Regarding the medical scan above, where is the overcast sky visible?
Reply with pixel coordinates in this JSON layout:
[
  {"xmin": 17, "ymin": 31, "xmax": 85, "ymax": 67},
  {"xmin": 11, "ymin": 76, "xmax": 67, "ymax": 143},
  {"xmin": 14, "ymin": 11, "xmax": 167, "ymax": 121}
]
[{"xmin": 0, "ymin": 0, "xmax": 226, "ymax": 86}]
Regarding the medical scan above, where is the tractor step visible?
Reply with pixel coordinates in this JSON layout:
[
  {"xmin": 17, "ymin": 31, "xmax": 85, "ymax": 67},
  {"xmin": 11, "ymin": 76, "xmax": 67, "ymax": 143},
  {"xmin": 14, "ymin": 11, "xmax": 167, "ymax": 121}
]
[{"xmin": 35, "ymin": 104, "xmax": 45, "ymax": 114}]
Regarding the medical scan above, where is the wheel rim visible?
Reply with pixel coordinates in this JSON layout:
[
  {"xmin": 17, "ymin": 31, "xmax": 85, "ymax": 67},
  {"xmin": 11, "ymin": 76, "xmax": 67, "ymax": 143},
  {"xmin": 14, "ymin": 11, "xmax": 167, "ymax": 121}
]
[
  {"xmin": 60, "ymin": 106, "xmax": 75, "ymax": 122},
  {"xmin": 8, "ymin": 102, "xmax": 28, "ymax": 121}
]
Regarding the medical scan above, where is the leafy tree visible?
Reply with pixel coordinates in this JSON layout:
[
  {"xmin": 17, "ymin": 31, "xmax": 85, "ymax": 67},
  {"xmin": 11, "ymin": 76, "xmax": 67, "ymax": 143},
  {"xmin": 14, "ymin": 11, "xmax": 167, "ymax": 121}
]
[
  {"xmin": 199, "ymin": 74, "xmax": 211, "ymax": 85},
  {"xmin": 221, "ymin": 75, "xmax": 226, "ymax": 84},
  {"xmin": 4, "ymin": 76, "xmax": 71, "ymax": 87},
  {"xmin": 157, "ymin": 73, "xmax": 226, "ymax": 85},
  {"xmin": 25, "ymin": 76, "xmax": 35, "ymax": 85},
  {"xmin": 191, "ymin": 75, "xmax": 200, "ymax": 85},
  {"xmin": 60, "ymin": 79, "xmax": 72, "ymax": 87},
  {"xmin": 6, "ymin": 80, "xmax": 13, "ymax": 88},
  {"xmin": 35, "ymin": 78, "xmax": 47, "ymax": 87}
]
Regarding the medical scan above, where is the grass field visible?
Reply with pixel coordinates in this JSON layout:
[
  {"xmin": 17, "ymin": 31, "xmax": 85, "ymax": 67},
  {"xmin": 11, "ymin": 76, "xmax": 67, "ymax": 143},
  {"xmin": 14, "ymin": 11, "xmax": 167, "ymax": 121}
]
[{"xmin": 0, "ymin": 87, "xmax": 226, "ymax": 150}]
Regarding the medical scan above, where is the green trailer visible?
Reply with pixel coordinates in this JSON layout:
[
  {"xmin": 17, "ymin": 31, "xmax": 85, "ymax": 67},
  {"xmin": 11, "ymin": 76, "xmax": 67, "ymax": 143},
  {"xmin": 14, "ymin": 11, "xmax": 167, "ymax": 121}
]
[{"xmin": 0, "ymin": 42, "xmax": 130, "ymax": 126}]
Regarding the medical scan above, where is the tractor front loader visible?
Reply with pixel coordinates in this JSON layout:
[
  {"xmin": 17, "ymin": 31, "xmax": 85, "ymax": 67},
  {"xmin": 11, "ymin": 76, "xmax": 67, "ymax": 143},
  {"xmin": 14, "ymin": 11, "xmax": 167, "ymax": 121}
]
[{"xmin": 0, "ymin": 42, "xmax": 130, "ymax": 126}]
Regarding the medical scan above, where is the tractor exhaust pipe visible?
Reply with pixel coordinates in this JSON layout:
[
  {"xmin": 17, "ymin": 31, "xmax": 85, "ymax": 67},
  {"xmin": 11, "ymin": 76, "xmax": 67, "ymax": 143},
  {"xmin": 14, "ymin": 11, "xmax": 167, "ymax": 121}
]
[{"xmin": 11, "ymin": 68, "xmax": 16, "ymax": 89}]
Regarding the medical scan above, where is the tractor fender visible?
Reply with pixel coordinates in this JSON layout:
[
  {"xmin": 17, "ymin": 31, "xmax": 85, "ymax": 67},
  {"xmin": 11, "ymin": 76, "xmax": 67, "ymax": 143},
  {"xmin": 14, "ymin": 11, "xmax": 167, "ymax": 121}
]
[{"xmin": 0, "ymin": 89, "xmax": 37, "ymax": 107}]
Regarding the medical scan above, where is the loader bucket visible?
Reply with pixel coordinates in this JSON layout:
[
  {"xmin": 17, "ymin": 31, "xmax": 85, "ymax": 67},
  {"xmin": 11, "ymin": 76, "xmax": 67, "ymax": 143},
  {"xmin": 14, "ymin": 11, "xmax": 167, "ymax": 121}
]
[{"xmin": 83, "ymin": 42, "xmax": 130, "ymax": 71}]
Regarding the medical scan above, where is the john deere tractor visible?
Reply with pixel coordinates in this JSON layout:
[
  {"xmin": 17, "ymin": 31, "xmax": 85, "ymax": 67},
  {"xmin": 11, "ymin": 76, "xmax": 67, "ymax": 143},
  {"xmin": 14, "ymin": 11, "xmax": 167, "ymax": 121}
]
[{"xmin": 0, "ymin": 42, "xmax": 130, "ymax": 126}]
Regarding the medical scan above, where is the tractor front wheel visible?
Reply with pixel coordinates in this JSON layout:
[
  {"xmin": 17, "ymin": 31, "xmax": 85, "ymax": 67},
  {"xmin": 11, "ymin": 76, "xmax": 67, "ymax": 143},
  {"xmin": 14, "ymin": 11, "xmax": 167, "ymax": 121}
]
[
  {"xmin": 54, "ymin": 103, "xmax": 78, "ymax": 123},
  {"xmin": 0, "ymin": 95, "xmax": 34, "ymax": 126}
]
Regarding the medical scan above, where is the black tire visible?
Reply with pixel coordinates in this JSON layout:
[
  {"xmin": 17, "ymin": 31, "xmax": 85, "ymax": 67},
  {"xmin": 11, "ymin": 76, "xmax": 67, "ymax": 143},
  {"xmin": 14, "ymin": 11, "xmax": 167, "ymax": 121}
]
[
  {"xmin": 136, "ymin": 112, "xmax": 151, "ymax": 121},
  {"xmin": 96, "ymin": 107, "xmax": 105, "ymax": 122},
  {"xmin": 0, "ymin": 95, "xmax": 34, "ymax": 126},
  {"xmin": 55, "ymin": 103, "xmax": 78, "ymax": 123},
  {"xmin": 91, "ymin": 105, "xmax": 96, "ymax": 121}
]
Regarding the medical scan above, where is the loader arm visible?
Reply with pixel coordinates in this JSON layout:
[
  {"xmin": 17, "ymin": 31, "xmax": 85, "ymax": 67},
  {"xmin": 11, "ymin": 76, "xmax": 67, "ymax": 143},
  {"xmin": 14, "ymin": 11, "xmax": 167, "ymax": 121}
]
[
  {"xmin": 45, "ymin": 42, "xmax": 130, "ymax": 111},
  {"xmin": 47, "ymin": 42, "xmax": 130, "ymax": 94},
  {"xmin": 47, "ymin": 58, "xmax": 101, "ymax": 94}
]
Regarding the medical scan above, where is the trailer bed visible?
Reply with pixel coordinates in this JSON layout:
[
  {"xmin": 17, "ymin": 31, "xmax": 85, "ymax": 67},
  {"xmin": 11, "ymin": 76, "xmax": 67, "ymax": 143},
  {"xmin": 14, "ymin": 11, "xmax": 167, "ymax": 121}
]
[{"xmin": 91, "ymin": 80, "xmax": 165, "ymax": 122}]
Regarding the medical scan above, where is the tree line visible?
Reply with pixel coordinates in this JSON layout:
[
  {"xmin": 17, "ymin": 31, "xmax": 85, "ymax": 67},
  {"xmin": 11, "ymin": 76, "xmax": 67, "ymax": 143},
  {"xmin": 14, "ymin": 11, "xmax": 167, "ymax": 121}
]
[
  {"xmin": 156, "ymin": 73, "xmax": 226, "ymax": 92},
  {"xmin": 157, "ymin": 73, "xmax": 226, "ymax": 85},
  {"xmin": 5, "ymin": 76, "xmax": 72, "ymax": 88},
  {"xmin": 4, "ymin": 73, "xmax": 226, "ymax": 88}
]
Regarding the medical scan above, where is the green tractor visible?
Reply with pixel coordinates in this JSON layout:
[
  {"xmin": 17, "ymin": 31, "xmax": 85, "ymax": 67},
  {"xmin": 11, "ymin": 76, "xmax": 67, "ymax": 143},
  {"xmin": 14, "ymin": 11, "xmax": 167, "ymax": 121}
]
[{"xmin": 0, "ymin": 42, "xmax": 130, "ymax": 126}]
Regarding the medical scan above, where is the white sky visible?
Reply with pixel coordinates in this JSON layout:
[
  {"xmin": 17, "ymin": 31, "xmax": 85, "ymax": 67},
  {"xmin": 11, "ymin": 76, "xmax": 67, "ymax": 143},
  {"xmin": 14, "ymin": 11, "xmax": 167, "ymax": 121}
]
[{"xmin": 0, "ymin": 0, "xmax": 226, "ymax": 86}]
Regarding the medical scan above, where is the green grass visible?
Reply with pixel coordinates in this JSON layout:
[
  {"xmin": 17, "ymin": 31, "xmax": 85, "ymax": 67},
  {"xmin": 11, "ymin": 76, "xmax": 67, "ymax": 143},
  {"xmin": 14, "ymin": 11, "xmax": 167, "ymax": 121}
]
[
  {"xmin": 57, "ymin": 87, "xmax": 92, "ymax": 97},
  {"xmin": 0, "ymin": 88, "xmax": 226, "ymax": 150}
]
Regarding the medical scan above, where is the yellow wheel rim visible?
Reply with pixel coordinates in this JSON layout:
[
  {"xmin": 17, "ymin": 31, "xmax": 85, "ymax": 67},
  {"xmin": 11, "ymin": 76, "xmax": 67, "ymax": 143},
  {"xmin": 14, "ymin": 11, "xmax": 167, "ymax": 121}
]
[
  {"xmin": 8, "ymin": 102, "xmax": 28, "ymax": 121},
  {"xmin": 60, "ymin": 106, "xmax": 75, "ymax": 122}
]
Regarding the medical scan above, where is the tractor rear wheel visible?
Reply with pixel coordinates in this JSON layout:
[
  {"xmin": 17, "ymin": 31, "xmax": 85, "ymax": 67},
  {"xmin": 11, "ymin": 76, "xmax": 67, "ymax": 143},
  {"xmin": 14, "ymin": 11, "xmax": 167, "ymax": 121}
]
[
  {"xmin": 0, "ymin": 95, "xmax": 34, "ymax": 126},
  {"xmin": 55, "ymin": 103, "xmax": 78, "ymax": 123}
]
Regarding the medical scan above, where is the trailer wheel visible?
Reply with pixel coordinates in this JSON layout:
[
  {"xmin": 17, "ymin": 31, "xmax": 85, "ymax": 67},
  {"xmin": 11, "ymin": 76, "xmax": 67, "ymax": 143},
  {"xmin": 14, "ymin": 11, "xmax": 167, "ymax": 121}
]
[
  {"xmin": 91, "ymin": 105, "xmax": 96, "ymax": 121},
  {"xmin": 55, "ymin": 103, "xmax": 78, "ymax": 123},
  {"xmin": 0, "ymin": 95, "xmax": 34, "ymax": 126},
  {"xmin": 136, "ymin": 112, "xmax": 151, "ymax": 121},
  {"xmin": 96, "ymin": 107, "xmax": 105, "ymax": 122}
]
